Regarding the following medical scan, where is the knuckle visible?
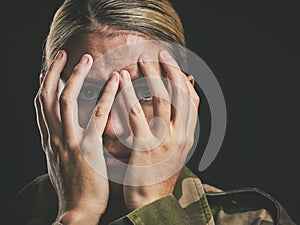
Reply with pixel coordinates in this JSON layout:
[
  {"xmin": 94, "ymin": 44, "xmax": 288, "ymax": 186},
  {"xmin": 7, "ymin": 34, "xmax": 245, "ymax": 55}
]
[
  {"xmin": 154, "ymin": 96, "xmax": 169, "ymax": 106},
  {"xmin": 33, "ymin": 95, "xmax": 40, "ymax": 107},
  {"xmin": 39, "ymin": 90, "xmax": 50, "ymax": 103},
  {"xmin": 174, "ymin": 86, "xmax": 186, "ymax": 97},
  {"xmin": 41, "ymin": 141, "xmax": 49, "ymax": 152},
  {"xmin": 59, "ymin": 93, "xmax": 72, "ymax": 107},
  {"xmin": 186, "ymin": 138, "xmax": 194, "ymax": 149},
  {"xmin": 95, "ymin": 104, "xmax": 110, "ymax": 117},
  {"xmin": 65, "ymin": 140, "xmax": 79, "ymax": 152},
  {"xmin": 57, "ymin": 149, "xmax": 69, "ymax": 161},
  {"xmin": 49, "ymin": 136, "xmax": 62, "ymax": 149},
  {"xmin": 193, "ymin": 94, "xmax": 200, "ymax": 105},
  {"xmin": 130, "ymin": 104, "xmax": 144, "ymax": 117},
  {"xmin": 177, "ymin": 138, "xmax": 187, "ymax": 150}
]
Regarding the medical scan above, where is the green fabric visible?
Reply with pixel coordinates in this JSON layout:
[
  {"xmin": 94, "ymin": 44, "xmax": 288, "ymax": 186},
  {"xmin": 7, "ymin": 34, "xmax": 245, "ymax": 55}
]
[
  {"xmin": 0, "ymin": 166, "xmax": 297, "ymax": 225},
  {"xmin": 173, "ymin": 167, "xmax": 213, "ymax": 224},
  {"xmin": 110, "ymin": 166, "xmax": 213, "ymax": 225},
  {"xmin": 127, "ymin": 195, "xmax": 192, "ymax": 225}
]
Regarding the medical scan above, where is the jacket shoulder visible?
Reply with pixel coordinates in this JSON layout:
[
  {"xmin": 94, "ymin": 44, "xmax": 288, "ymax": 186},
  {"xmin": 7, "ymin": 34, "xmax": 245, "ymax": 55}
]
[{"xmin": 204, "ymin": 184, "xmax": 296, "ymax": 225}]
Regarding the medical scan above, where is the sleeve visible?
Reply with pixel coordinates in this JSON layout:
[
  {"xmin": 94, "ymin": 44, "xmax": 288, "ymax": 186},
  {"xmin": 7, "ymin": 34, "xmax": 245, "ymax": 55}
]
[{"xmin": 109, "ymin": 194, "xmax": 192, "ymax": 225}]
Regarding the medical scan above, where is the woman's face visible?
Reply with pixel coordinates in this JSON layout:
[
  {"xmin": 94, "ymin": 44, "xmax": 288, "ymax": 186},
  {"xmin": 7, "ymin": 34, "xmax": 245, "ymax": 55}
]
[{"xmin": 61, "ymin": 33, "xmax": 165, "ymax": 166}]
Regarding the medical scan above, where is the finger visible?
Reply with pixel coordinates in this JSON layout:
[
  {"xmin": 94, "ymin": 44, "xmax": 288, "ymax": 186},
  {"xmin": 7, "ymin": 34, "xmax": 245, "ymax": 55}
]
[
  {"xmin": 159, "ymin": 50, "xmax": 190, "ymax": 130},
  {"xmin": 119, "ymin": 70, "xmax": 151, "ymax": 139},
  {"xmin": 34, "ymin": 93, "xmax": 49, "ymax": 152},
  {"xmin": 36, "ymin": 74, "xmax": 49, "ymax": 143},
  {"xmin": 114, "ymin": 89, "xmax": 133, "ymax": 136},
  {"xmin": 60, "ymin": 54, "xmax": 93, "ymax": 141},
  {"xmin": 87, "ymin": 72, "xmax": 120, "ymax": 136},
  {"xmin": 39, "ymin": 50, "xmax": 67, "ymax": 132},
  {"xmin": 81, "ymin": 72, "xmax": 120, "ymax": 172},
  {"xmin": 185, "ymin": 78, "xmax": 200, "ymax": 151},
  {"xmin": 107, "ymin": 89, "xmax": 135, "ymax": 150},
  {"xmin": 139, "ymin": 55, "xmax": 171, "ymax": 129}
]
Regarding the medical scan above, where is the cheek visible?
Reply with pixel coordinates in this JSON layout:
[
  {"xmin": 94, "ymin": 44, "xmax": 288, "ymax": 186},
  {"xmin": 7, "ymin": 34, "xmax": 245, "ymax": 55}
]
[{"xmin": 78, "ymin": 101, "xmax": 95, "ymax": 128}]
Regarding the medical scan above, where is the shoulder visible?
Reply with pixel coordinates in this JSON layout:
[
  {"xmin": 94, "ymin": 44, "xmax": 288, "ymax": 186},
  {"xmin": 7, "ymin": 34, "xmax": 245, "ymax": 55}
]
[
  {"xmin": 0, "ymin": 174, "xmax": 57, "ymax": 225},
  {"xmin": 203, "ymin": 183, "xmax": 296, "ymax": 225},
  {"xmin": 178, "ymin": 167, "xmax": 296, "ymax": 225}
]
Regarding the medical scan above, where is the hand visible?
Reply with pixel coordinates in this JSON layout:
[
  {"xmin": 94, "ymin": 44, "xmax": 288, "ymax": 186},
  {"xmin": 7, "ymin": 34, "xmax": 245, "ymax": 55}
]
[
  {"xmin": 34, "ymin": 51, "xmax": 120, "ymax": 224},
  {"xmin": 120, "ymin": 50, "xmax": 200, "ymax": 210}
]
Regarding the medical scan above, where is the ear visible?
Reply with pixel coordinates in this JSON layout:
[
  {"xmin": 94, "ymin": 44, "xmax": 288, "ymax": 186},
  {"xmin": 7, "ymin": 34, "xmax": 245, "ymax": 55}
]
[{"xmin": 187, "ymin": 75, "xmax": 195, "ymax": 86}]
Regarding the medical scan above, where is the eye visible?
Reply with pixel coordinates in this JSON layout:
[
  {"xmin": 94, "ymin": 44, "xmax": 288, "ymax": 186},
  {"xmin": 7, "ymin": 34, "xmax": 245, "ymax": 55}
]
[
  {"xmin": 78, "ymin": 86, "xmax": 100, "ymax": 101},
  {"xmin": 135, "ymin": 85, "xmax": 152, "ymax": 101}
]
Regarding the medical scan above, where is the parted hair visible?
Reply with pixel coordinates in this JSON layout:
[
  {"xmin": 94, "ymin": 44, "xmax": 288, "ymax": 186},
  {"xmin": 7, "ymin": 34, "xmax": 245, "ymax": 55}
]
[{"xmin": 42, "ymin": 0, "xmax": 186, "ymax": 74}]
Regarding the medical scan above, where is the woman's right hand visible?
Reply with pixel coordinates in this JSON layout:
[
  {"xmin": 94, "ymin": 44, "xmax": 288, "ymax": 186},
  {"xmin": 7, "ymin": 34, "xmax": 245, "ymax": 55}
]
[{"xmin": 34, "ymin": 50, "xmax": 120, "ymax": 225}]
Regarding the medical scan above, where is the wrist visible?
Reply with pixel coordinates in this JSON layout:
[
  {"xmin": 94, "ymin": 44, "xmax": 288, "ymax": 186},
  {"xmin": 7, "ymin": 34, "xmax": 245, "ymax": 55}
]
[{"xmin": 126, "ymin": 192, "xmax": 171, "ymax": 210}]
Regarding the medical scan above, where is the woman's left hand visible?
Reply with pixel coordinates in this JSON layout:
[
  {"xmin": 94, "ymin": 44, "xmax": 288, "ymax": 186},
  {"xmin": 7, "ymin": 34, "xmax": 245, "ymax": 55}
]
[{"xmin": 120, "ymin": 50, "xmax": 200, "ymax": 210}]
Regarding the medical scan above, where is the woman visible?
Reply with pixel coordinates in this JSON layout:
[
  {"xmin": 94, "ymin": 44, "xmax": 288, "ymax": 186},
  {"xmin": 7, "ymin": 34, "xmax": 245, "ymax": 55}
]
[{"xmin": 0, "ymin": 0, "xmax": 296, "ymax": 224}]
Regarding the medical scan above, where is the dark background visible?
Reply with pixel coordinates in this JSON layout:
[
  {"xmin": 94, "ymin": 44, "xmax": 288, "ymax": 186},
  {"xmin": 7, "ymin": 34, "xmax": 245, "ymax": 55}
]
[{"xmin": 2, "ymin": 0, "xmax": 299, "ymax": 224}]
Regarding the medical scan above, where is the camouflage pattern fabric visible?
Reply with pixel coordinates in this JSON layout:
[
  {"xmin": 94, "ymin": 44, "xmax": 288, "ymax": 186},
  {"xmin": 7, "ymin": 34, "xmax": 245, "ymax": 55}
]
[{"xmin": 0, "ymin": 166, "xmax": 296, "ymax": 225}]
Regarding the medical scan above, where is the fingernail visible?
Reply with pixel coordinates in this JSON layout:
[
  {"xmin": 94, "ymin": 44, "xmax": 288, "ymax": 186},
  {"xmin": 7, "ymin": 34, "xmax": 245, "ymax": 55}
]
[
  {"xmin": 120, "ymin": 70, "xmax": 130, "ymax": 80},
  {"xmin": 161, "ymin": 50, "xmax": 171, "ymax": 59},
  {"xmin": 141, "ymin": 55, "xmax": 151, "ymax": 64},
  {"xmin": 80, "ymin": 55, "xmax": 89, "ymax": 64},
  {"xmin": 110, "ymin": 72, "xmax": 119, "ymax": 82},
  {"xmin": 55, "ymin": 51, "xmax": 63, "ymax": 60}
]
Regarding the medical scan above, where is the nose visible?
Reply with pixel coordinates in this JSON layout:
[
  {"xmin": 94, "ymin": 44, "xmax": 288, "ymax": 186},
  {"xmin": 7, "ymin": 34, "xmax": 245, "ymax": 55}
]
[
  {"xmin": 103, "ymin": 64, "xmax": 142, "ymax": 139},
  {"xmin": 103, "ymin": 101, "xmax": 131, "ymax": 139}
]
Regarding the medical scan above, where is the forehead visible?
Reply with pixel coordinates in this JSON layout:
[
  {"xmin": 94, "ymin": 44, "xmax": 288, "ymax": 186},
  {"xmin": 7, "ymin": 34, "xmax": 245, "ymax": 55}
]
[{"xmin": 62, "ymin": 33, "xmax": 163, "ymax": 81}]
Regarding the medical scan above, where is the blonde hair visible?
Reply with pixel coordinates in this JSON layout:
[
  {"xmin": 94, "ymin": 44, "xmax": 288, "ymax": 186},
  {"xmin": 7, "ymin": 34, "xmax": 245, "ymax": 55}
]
[{"xmin": 42, "ymin": 0, "xmax": 186, "ymax": 74}]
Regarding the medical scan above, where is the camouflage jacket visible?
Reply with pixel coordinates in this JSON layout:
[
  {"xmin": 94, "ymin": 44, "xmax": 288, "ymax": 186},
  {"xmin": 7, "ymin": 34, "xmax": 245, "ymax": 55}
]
[{"xmin": 0, "ymin": 166, "xmax": 296, "ymax": 225}]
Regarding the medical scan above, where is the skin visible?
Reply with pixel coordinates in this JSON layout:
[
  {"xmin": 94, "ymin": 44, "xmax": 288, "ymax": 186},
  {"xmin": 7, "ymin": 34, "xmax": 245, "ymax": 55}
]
[{"xmin": 34, "ymin": 33, "xmax": 200, "ymax": 225}]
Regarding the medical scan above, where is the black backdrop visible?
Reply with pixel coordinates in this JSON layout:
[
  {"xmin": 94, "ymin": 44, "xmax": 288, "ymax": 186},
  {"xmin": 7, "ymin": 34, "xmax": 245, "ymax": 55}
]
[{"xmin": 2, "ymin": 0, "xmax": 299, "ymax": 223}]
